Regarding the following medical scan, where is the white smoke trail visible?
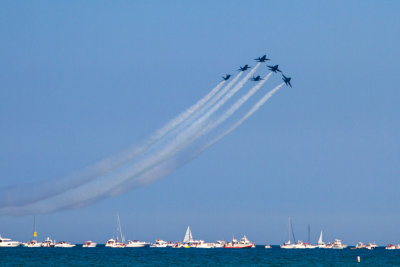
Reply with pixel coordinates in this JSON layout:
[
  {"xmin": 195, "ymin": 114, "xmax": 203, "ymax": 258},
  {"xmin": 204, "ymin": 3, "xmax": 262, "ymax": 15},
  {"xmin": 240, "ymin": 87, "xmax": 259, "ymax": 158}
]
[
  {"xmin": 203, "ymin": 83, "xmax": 285, "ymax": 150},
  {"xmin": 0, "ymin": 80, "xmax": 282, "ymax": 216},
  {"xmin": 0, "ymin": 80, "xmax": 230, "ymax": 208},
  {"xmin": 159, "ymin": 72, "xmax": 243, "ymax": 140}
]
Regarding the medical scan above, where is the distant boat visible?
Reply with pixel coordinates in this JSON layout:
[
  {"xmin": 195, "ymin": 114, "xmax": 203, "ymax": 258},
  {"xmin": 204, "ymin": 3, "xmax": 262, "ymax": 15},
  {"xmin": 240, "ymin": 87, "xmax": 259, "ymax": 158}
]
[
  {"xmin": 150, "ymin": 239, "xmax": 168, "ymax": 248},
  {"xmin": 106, "ymin": 212, "xmax": 126, "ymax": 248},
  {"xmin": 24, "ymin": 216, "xmax": 42, "ymax": 247},
  {"xmin": 54, "ymin": 241, "xmax": 76, "ymax": 248},
  {"xmin": 317, "ymin": 231, "xmax": 328, "ymax": 248},
  {"xmin": 223, "ymin": 235, "xmax": 255, "ymax": 249},
  {"xmin": 126, "ymin": 240, "xmax": 149, "ymax": 248},
  {"xmin": 0, "ymin": 235, "xmax": 20, "ymax": 247},
  {"xmin": 331, "ymin": 239, "xmax": 347, "ymax": 249},
  {"xmin": 41, "ymin": 237, "xmax": 54, "ymax": 247},
  {"xmin": 281, "ymin": 217, "xmax": 295, "ymax": 249},
  {"xmin": 183, "ymin": 226, "xmax": 195, "ymax": 247},
  {"xmin": 82, "ymin": 241, "xmax": 97, "ymax": 248}
]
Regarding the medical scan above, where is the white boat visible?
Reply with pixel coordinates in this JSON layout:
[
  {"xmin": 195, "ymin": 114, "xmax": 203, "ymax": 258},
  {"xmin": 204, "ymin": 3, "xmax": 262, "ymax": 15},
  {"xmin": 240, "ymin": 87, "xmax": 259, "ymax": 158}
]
[
  {"xmin": 264, "ymin": 244, "xmax": 271, "ymax": 248},
  {"xmin": 105, "ymin": 238, "xmax": 126, "ymax": 248},
  {"xmin": 317, "ymin": 231, "xmax": 329, "ymax": 248},
  {"xmin": 365, "ymin": 242, "xmax": 378, "ymax": 250},
  {"xmin": 223, "ymin": 236, "xmax": 255, "ymax": 249},
  {"xmin": 281, "ymin": 217, "xmax": 295, "ymax": 249},
  {"xmin": 0, "ymin": 235, "xmax": 20, "ymax": 247},
  {"xmin": 41, "ymin": 237, "xmax": 54, "ymax": 247},
  {"xmin": 106, "ymin": 212, "xmax": 127, "ymax": 248},
  {"xmin": 386, "ymin": 244, "xmax": 396, "ymax": 250},
  {"xmin": 54, "ymin": 241, "xmax": 76, "ymax": 248},
  {"xmin": 82, "ymin": 241, "xmax": 97, "ymax": 248},
  {"xmin": 304, "ymin": 242, "xmax": 317, "ymax": 249},
  {"xmin": 150, "ymin": 239, "xmax": 168, "ymax": 248},
  {"xmin": 293, "ymin": 240, "xmax": 307, "ymax": 249},
  {"xmin": 196, "ymin": 240, "xmax": 215, "ymax": 248},
  {"xmin": 332, "ymin": 239, "xmax": 347, "ymax": 249},
  {"xmin": 214, "ymin": 241, "xmax": 226, "ymax": 248},
  {"xmin": 182, "ymin": 226, "xmax": 197, "ymax": 247},
  {"xmin": 172, "ymin": 242, "xmax": 183, "ymax": 248},
  {"xmin": 23, "ymin": 240, "xmax": 42, "ymax": 247},
  {"xmin": 126, "ymin": 240, "xmax": 149, "ymax": 248}
]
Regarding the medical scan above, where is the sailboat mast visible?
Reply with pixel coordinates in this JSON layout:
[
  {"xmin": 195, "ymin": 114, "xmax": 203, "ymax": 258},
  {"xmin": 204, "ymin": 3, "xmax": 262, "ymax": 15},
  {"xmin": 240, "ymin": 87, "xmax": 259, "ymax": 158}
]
[
  {"xmin": 117, "ymin": 212, "xmax": 124, "ymax": 243},
  {"xmin": 290, "ymin": 218, "xmax": 296, "ymax": 243},
  {"xmin": 288, "ymin": 217, "xmax": 291, "ymax": 243},
  {"xmin": 308, "ymin": 224, "xmax": 311, "ymax": 244},
  {"xmin": 33, "ymin": 216, "xmax": 37, "ymax": 240}
]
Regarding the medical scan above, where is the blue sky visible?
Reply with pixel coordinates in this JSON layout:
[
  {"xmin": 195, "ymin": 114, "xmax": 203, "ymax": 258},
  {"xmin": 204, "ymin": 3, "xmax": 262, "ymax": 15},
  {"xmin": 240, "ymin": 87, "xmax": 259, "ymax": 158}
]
[{"xmin": 0, "ymin": 1, "xmax": 399, "ymax": 245}]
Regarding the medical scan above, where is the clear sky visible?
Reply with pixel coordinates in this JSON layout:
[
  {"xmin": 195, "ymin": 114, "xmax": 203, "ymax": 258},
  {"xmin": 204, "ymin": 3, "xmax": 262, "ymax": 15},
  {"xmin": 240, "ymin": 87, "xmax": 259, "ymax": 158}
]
[{"xmin": 0, "ymin": 1, "xmax": 399, "ymax": 245}]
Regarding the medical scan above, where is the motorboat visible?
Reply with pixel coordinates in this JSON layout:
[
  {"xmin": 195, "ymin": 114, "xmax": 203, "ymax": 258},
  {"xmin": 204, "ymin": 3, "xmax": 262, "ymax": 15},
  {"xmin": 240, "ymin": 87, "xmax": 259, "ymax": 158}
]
[
  {"xmin": 82, "ymin": 241, "xmax": 97, "ymax": 248},
  {"xmin": 196, "ymin": 240, "xmax": 215, "ymax": 248},
  {"xmin": 54, "ymin": 241, "xmax": 76, "ymax": 248},
  {"xmin": 303, "ymin": 242, "xmax": 317, "ymax": 249},
  {"xmin": 386, "ymin": 244, "xmax": 396, "ymax": 250},
  {"xmin": 41, "ymin": 237, "xmax": 54, "ymax": 247},
  {"xmin": 224, "ymin": 236, "xmax": 255, "ymax": 249},
  {"xmin": 214, "ymin": 241, "xmax": 226, "ymax": 248},
  {"xmin": 105, "ymin": 238, "xmax": 126, "ymax": 248},
  {"xmin": 365, "ymin": 242, "xmax": 378, "ymax": 250},
  {"xmin": 264, "ymin": 244, "xmax": 271, "ymax": 248},
  {"xmin": 126, "ymin": 240, "xmax": 149, "ymax": 248},
  {"xmin": 172, "ymin": 242, "xmax": 183, "ymax": 248},
  {"xmin": 150, "ymin": 239, "xmax": 168, "ymax": 248},
  {"xmin": 331, "ymin": 239, "xmax": 347, "ymax": 249},
  {"xmin": 105, "ymin": 238, "xmax": 116, "ymax": 247},
  {"xmin": 0, "ymin": 235, "xmax": 20, "ymax": 247}
]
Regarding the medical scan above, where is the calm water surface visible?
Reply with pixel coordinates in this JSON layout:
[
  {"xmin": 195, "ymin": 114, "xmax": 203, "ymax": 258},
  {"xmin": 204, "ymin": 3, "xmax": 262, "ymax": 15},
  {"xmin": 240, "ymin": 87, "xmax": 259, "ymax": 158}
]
[{"xmin": 1, "ymin": 246, "xmax": 400, "ymax": 266}]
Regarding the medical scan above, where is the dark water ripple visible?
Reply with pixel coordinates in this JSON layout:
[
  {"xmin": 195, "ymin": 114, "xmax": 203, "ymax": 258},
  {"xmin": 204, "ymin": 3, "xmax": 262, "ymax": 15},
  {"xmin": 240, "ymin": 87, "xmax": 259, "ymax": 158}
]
[{"xmin": 1, "ymin": 246, "xmax": 400, "ymax": 266}]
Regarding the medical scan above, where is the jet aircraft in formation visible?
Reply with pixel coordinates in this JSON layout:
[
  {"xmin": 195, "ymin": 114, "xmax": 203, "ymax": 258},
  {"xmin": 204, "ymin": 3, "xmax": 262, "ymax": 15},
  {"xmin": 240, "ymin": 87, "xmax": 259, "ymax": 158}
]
[
  {"xmin": 267, "ymin": 65, "xmax": 281, "ymax": 73},
  {"xmin": 222, "ymin": 54, "xmax": 292, "ymax": 87},
  {"xmin": 254, "ymin": 55, "xmax": 270, "ymax": 62},
  {"xmin": 250, "ymin": 75, "xmax": 264, "ymax": 81},
  {"xmin": 282, "ymin": 74, "xmax": 292, "ymax": 87},
  {"xmin": 238, "ymin": 65, "xmax": 251, "ymax": 72},
  {"xmin": 222, "ymin": 74, "xmax": 231, "ymax": 81}
]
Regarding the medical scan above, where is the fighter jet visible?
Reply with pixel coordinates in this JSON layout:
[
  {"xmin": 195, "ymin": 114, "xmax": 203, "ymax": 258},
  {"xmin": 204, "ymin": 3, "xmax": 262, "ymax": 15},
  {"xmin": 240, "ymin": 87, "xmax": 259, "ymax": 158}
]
[
  {"xmin": 282, "ymin": 74, "xmax": 292, "ymax": 87},
  {"xmin": 254, "ymin": 55, "xmax": 270, "ymax": 62},
  {"xmin": 238, "ymin": 65, "xmax": 251, "ymax": 71},
  {"xmin": 267, "ymin": 65, "xmax": 282, "ymax": 73},
  {"xmin": 250, "ymin": 75, "xmax": 264, "ymax": 81},
  {"xmin": 222, "ymin": 74, "xmax": 231, "ymax": 81}
]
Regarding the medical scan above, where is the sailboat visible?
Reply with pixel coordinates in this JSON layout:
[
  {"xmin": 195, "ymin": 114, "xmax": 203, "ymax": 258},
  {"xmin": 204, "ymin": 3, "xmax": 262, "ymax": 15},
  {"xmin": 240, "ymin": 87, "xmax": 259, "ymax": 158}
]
[
  {"xmin": 23, "ymin": 216, "xmax": 42, "ymax": 247},
  {"xmin": 182, "ymin": 226, "xmax": 194, "ymax": 248},
  {"xmin": 280, "ymin": 217, "xmax": 295, "ymax": 249},
  {"xmin": 105, "ymin": 212, "xmax": 126, "ymax": 248},
  {"xmin": 317, "ymin": 231, "xmax": 329, "ymax": 248}
]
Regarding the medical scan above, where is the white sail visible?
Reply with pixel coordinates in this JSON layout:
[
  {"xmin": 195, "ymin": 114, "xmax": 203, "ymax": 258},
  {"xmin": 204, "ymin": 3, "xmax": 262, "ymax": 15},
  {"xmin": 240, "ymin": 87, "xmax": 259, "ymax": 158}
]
[
  {"xmin": 318, "ymin": 231, "xmax": 323, "ymax": 245},
  {"xmin": 183, "ymin": 226, "xmax": 193, "ymax": 243}
]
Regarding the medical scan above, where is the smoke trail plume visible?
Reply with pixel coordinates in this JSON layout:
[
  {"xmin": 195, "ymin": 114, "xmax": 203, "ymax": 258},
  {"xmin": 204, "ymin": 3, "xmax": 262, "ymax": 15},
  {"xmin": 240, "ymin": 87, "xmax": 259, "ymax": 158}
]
[
  {"xmin": 0, "ymin": 80, "xmax": 230, "ymax": 208},
  {"xmin": 0, "ymin": 64, "xmax": 283, "ymax": 216}
]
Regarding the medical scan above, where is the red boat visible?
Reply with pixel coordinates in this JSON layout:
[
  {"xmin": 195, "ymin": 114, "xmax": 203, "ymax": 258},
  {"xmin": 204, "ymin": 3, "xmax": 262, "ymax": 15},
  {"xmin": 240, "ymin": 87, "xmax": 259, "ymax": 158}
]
[{"xmin": 223, "ymin": 236, "xmax": 255, "ymax": 249}]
